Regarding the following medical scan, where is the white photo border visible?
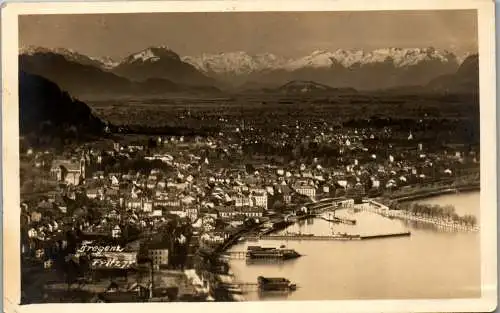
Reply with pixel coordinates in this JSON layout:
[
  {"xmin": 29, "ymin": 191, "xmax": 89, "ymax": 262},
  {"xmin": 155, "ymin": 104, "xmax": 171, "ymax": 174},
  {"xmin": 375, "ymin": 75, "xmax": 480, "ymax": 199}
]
[{"xmin": 1, "ymin": 1, "xmax": 497, "ymax": 312}]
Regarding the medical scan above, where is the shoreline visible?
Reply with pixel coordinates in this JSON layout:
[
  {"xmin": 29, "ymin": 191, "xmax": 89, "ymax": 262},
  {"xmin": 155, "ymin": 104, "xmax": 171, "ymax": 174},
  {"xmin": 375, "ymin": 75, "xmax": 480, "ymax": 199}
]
[
  {"xmin": 365, "ymin": 200, "xmax": 479, "ymax": 232},
  {"xmin": 209, "ymin": 187, "xmax": 481, "ymax": 300},
  {"xmin": 385, "ymin": 184, "xmax": 480, "ymax": 203}
]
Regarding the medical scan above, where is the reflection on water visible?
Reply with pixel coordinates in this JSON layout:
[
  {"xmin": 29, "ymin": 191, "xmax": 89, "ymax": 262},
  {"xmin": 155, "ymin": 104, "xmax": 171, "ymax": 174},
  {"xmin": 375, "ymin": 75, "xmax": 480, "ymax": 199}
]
[
  {"xmin": 229, "ymin": 192, "xmax": 481, "ymax": 301},
  {"xmin": 408, "ymin": 191, "xmax": 481, "ymax": 218}
]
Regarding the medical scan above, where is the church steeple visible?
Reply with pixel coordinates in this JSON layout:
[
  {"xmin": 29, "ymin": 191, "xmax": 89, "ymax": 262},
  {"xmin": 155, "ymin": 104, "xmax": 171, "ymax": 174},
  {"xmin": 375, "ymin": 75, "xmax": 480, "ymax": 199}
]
[{"xmin": 80, "ymin": 151, "xmax": 87, "ymax": 180}]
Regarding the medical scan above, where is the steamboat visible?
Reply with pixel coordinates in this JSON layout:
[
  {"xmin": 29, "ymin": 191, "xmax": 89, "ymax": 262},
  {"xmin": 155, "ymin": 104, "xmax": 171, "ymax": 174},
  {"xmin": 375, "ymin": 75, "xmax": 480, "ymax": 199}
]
[{"xmin": 246, "ymin": 245, "xmax": 301, "ymax": 260}]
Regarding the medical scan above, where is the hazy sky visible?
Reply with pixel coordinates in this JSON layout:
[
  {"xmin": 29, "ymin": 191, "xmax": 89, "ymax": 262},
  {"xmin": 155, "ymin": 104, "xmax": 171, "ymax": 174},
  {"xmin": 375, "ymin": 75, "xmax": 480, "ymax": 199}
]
[{"xmin": 19, "ymin": 10, "xmax": 478, "ymax": 59}]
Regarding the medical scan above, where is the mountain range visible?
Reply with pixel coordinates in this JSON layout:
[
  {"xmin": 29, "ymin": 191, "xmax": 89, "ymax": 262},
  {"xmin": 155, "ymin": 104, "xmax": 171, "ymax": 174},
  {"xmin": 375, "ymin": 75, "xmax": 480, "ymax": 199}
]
[
  {"xmin": 427, "ymin": 54, "xmax": 479, "ymax": 94},
  {"xmin": 183, "ymin": 48, "xmax": 472, "ymax": 90},
  {"xmin": 112, "ymin": 46, "xmax": 215, "ymax": 86},
  {"xmin": 19, "ymin": 45, "xmax": 478, "ymax": 97},
  {"xmin": 20, "ymin": 46, "xmax": 221, "ymax": 100}
]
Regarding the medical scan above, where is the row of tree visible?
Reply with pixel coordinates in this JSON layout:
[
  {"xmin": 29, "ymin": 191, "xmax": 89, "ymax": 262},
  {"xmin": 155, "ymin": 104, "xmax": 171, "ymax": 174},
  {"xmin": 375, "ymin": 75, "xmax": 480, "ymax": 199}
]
[{"xmin": 388, "ymin": 201, "xmax": 478, "ymax": 226}]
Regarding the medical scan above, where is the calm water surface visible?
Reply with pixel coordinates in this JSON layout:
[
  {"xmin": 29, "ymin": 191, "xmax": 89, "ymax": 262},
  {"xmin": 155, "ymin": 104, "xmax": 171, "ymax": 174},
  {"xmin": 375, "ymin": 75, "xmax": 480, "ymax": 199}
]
[{"xmin": 228, "ymin": 191, "xmax": 480, "ymax": 301}]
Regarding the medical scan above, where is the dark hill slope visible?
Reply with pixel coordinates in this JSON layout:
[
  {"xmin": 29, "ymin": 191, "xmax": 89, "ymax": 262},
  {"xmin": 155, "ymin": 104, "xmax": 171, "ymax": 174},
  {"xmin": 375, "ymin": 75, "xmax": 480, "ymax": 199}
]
[{"xmin": 19, "ymin": 71, "xmax": 106, "ymax": 141}]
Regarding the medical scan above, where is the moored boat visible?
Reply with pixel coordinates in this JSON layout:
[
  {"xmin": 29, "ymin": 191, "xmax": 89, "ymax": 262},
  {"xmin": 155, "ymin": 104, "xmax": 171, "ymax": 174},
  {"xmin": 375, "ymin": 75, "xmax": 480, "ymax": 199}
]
[
  {"xmin": 246, "ymin": 245, "xmax": 301, "ymax": 260},
  {"xmin": 257, "ymin": 276, "xmax": 297, "ymax": 291}
]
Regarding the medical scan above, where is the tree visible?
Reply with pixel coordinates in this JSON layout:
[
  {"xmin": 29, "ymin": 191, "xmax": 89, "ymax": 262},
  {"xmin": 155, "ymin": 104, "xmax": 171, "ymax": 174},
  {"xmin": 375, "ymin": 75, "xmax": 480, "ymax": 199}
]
[
  {"xmin": 272, "ymin": 200, "xmax": 285, "ymax": 212},
  {"xmin": 443, "ymin": 205, "xmax": 455, "ymax": 220},
  {"xmin": 335, "ymin": 188, "xmax": 346, "ymax": 197}
]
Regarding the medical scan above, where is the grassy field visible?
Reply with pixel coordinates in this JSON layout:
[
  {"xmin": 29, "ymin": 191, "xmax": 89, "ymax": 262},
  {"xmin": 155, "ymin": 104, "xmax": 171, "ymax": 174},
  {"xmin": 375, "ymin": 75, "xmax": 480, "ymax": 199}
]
[
  {"xmin": 86, "ymin": 93, "xmax": 479, "ymax": 148},
  {"xmin": 88, "ymin": 93, "xmax": 478, "ymax": 127}
]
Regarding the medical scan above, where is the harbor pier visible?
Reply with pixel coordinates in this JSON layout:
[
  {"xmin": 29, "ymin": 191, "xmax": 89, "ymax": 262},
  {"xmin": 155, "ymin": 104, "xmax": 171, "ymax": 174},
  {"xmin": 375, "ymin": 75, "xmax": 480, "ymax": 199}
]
[{"xmin": 251, "ymin": 231, "xmax": 411, "ymax": 241}]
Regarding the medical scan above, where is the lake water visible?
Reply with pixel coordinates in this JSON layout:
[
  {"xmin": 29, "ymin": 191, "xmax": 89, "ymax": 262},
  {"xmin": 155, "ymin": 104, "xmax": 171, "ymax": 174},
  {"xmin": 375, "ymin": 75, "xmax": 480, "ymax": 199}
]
[{"xmin": 228, "ymin": 191, "xmax": 481, "ymax": 301}]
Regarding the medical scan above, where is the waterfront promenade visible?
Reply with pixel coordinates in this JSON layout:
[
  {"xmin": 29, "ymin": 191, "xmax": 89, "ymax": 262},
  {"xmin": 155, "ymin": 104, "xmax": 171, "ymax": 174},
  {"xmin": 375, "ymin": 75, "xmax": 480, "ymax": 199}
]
[{"xmin": 360, "ymin": 201, "xmax": 479, "ymax": 232}]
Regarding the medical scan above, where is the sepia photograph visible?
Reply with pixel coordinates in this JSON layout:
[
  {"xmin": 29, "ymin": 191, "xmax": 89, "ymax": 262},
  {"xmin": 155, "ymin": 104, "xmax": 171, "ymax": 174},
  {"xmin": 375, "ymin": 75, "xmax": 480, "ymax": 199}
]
[{"xmin": 1, "ymin": 1, "xmax": 497, "ymax": 312}]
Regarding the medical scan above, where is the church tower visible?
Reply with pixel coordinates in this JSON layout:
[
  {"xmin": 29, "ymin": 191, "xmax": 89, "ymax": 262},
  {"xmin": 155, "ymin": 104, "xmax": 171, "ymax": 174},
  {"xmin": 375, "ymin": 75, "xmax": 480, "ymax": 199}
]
[{"xmin": 80, "ymin": 151, "xmax": 87, "ymax": 180}]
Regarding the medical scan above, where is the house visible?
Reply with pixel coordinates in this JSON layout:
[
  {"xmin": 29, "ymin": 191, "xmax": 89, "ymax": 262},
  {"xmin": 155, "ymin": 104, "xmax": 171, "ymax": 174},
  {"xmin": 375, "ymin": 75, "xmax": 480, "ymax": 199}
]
[
  {"xmin": 44, "ymin": 259, "xmax": 54, "ymax": 269},
  {"xmin": 107, "ymin": 209, "xmax": 120, "ymax": 220},
  {"xmin": 127, "ymin": 199, "xmax": 142, "ymax": 210},
  {"xmin": 216, "ymin": 206, "xmax": 238, "ymax": 219},
  {"xmin": 251, "ymin": 191, "xmax": 268, "ymax": 210},
  {"xmin": 86, "ymin": 188, "xmax": 100, "ymax": 200},
  {"xmin": 93, "ymin": 171, "xmax": 105, "ymax": 180},
  {"xmin": 263, "ymin": 186, "xmax": 273, "ymax": 196},
  {"xmin": 302, "ymin": 171, "xmax": 313, "ymax": 178},
  {"xmin": 346, "ymin": 183, "xmax": 365, "ymax": 199},
  {"xmin": 50, "ymin": 159, "xmax": 84, "ymax": 185},
  {"xmin": 164, "ymin": 199, "xmax": 181, "ymax": 207},
  {"xmin": 240, "ymin": 206, "xmax": 264, "ymax": 218},
  {"xmin": 111, "ymin": 225, "xmax": 122, "ymax": 238},
  {"xmin": 157, "ymin": 181, "xmax": 166, "ymax": 189},
  {"xmin": 232, "ymin": 193, "xmax": 252, "ymax": 207},
  {"xmin": 293, "ymin": 184, "xmax": 316, "ymax": 199},
  {"xmin": 146, "ymin": 180, "xmax": 156, "ymax": 189},
  {"xmin": 110, "ymin": 175, "xmax": 120, "ymax": 187},
  {"xmin": 166, "ymin": 208, "xmax": 186, "ymax": 218},
  {"xmin": 229, "ymin": 216, "xmax": 245, "ymax": 227},
  {"xmin": 149, "ymin": 210, "xmax": 163, "ymax": 217},
  {"xmin": 336, "ymin": 199, "xmax": 355, "ymax": 208},
  {"xmin": 31, "ymin": 211, "xmax": 42, "ymax": 223},
  {"xmin": 181, "ymin": 195, "xmax": 196, "ymax": 205},
  {"xmin": 46, "ymin": 191, "xmax": 58, "ymax": 203},
  {"xmin": 105, "ymin": 188, "xmax": 120, "ymax": 201},
  {"xmin": 143, "ymin": 200, "xmax": 153, "ymax": 213},
  {"xmin": 185, "ymin": 207, "xmax": 198, "ymax": 220},
  {"xmin": 28, "ymin": 228, "xmax": 37, "ymax": 238},
  {"xmin": 35, "ymin": 249, "xmax": 45, "ymax": 259}
]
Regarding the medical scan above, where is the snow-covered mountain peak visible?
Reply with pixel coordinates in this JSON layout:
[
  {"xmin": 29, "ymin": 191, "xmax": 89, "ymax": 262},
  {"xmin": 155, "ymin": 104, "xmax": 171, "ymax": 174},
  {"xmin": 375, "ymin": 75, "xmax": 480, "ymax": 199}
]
[
  {"xmin": 285, "ymin": 47, "xmax": 460, "ymax": 69},
  {"xmin": 184, "ymin": 48, "xmax": 463, "ymax": 75},
  {"xmin": 122, "ymin": 46, "xmax": 181, "ymax": 64},
  {"xmin": 95, "ymin": 56, "xmax": 120, "ymax": 70},
  {"xmin": 182, "ymin": 51, "xmax": 290, "ymax": 75},
  {"xmin": 21, "ymin": 45, "xmax": 80, "ymax": 58},
  {"xmin": 19, "ymin": 45, "xmax": 118, "ymax": 70}
]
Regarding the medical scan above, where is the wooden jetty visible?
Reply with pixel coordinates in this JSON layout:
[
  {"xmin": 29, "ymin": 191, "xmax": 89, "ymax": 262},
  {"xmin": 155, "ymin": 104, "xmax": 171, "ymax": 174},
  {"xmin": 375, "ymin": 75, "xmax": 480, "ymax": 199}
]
[
  {"xmin": 360, "ymin": 232, "xmax": 411, "ymax": 240},
  {"xmin": 220, "ymin": 251, "xmax": 247, "ymax": 259},
  {"xmin": 319, "ymin": 215, "xmax": 356, "ymax": 225}
]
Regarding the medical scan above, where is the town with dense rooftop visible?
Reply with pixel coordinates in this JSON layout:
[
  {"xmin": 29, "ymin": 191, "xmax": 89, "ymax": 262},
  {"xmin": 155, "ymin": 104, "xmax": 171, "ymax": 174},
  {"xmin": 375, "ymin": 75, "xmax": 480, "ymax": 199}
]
[{"xmin": 20, "ymin": 115, "xmax": 480, "ymax": 302}]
